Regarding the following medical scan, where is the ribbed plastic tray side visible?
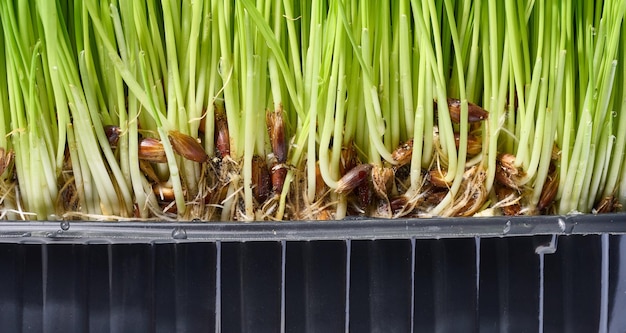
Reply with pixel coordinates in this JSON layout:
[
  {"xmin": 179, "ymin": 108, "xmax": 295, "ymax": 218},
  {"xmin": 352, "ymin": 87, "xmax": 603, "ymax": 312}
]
[{"xmin": 0, "ymin": 235, "xmax": 624, "ymax": 332}]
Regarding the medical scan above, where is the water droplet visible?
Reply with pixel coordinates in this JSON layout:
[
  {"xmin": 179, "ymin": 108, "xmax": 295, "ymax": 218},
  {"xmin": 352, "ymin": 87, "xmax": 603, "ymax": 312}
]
[
  {"xmin": 191, "ymin": 218, "xmax": 201, "ymax": 222},
  {"xmin": 172, "ymin": 227, "xmax": 187, "ymax": 240},
  {"xmin": 60, "ymin": 221, "xmax": 70, "ymax": 231},
  {"xmin": 21, "ymin": 232, "xmax": 31, "ymax": 237},
  {"xmin": 503, "ymin": 220, "xmax": 511, "ymax": 234}
]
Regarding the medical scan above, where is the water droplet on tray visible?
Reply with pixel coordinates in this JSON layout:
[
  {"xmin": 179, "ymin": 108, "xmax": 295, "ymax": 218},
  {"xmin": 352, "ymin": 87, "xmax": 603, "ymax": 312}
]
[
  {"xmin": 60, "ymin": 221, "xmax": 70, "ymax": 231},
  {"xmin": 46, "ymin": 231, "xmax": 62, "ymax": 238},
  {"xmin": 172, "ymin": 227, "xmax": 187, "ymax": 240},
  {"xmin": 503, "ymin": 220, "xmax": 511, "ymax": 234}
]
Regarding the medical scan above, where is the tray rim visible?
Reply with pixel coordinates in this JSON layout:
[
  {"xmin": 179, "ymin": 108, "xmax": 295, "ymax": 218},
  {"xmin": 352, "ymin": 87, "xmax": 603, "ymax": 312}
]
[{"xmin": 0, "ymin": 213, "xmax": 625, "ymax": 243}]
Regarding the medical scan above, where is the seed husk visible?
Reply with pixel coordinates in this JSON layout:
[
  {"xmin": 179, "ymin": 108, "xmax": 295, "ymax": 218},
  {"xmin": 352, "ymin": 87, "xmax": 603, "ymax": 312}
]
[
  {"xmin": 315, "ymin": 162, "xmax": 327, "ymax": 199},
  {"xmin": 390, "ymin": 195, "xmax": 408, "ymax": 212},
  {"xmin": 537, "ymin": 173, "xmax": 559, "ymax": 212},
  {"xmin": 168, "ymin": 130, "xmax": 208, "ymax": 163},
  {"xmin": 340, "ymin": 143, "xmax": 358, "ymax": 176},
  {"xmin": 594, "ymin": 195, "xmax": 620, "ymax": 214},
  {"xmin": 317, "ymin": 209, "xmax": 333, "ymax": 220},
  {"xmin": 252, "ymin": 156, "xmax": 271, "ymax": 204},
  {"xmin": 138, "ymin": 137, "xmax": 167, "ymax": 163},
  {"xmin": 267, "ymin": 107, "xmax": 287, "ymax": 163},
  {"xmin": 356, "ymin": 181, "xmax": 373, "ymax": 210},
  {"xmin": 454, "ymin": 133, "xmax": 482, "ymax": 156},
  {"xmin": 271, "ymin": 162, "xmax": 288, "ymax": 194},
  {"xmin": 153, "ymin": 183, "xmax": 175, "ymax": 201},
  {"xmin": 336, "ymin": 163, "xmax": 373, "ymax": 194},
  {"xmin": 215, "ymin": 111, "xmax": 230, "ymax": 158},
  {"xmin": 205, "ymin": 183, "xmax": 229, "ymax": 206},
  {"xmin": 104, "ymin": 125, "xmax": 121, "ymax": 147},
  {"xmin": 439, "ymin": 98, "xmax": 489, "ymax": 123},
  {"xmin": 139, "ymin": 160, "xmax": 161, "ymax": 183},
  {"xmin": 425, "ymin": 189, "xmax": 448, "ymax": 205},
  {"xmin": 372, "ymin": 166, "xmax": 394, "ymax": 199},
  {"xmin": 428, "ymin": 169, "xmax": 452, "ymax": 188},
  {"xmin": 495, "ymin": 154, "xmax": 521, "ymax": 191},
  {"xmin": 391, "ymin": 139, "xmax": 414, "ymax": 167},
  {"xmin": 160, "ymin": 202, "xmax": 178, "ymax": 214}
]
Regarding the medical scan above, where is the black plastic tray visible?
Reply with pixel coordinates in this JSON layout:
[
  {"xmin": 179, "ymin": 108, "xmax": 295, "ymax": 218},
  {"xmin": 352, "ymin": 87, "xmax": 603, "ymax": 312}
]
[{"xmin": 0, "ymin": 214, "xmax": 625, "ymax": 332}]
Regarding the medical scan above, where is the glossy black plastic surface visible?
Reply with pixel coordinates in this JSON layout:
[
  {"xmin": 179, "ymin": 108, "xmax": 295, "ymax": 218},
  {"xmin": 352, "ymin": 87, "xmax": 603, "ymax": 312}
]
[
  {"xmin": 1, "ymin": 214, "xmax": 625, "ymax": 332},
  {"xmin": 0, "ymin": 234, "xmax": 624, "ymax": 332}
]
